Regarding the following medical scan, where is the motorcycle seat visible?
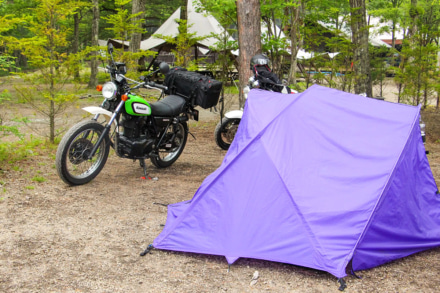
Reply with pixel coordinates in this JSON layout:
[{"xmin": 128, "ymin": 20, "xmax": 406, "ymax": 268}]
[{"xmin": 150, "ymin": 95, "xmax": 187, "ymax": 116}]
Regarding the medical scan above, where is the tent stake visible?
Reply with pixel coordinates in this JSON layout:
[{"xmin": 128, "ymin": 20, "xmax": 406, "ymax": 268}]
[
  {"xmin": 338, "ymin": 278, "xmax": 347, "ymax": 291},
  {"xmin": 140, "ymin": 244, "xmax": 154, "ymax": 256}
]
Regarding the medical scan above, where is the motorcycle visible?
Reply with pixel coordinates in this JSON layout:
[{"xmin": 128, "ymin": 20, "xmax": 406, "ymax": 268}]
[
  {"xmin": 214, "ymin": 54, "xmax": 296, "ymax": 150},
  {"xmin": 56, "ymin": 43, "xmax": 218, "ymax": 185}
]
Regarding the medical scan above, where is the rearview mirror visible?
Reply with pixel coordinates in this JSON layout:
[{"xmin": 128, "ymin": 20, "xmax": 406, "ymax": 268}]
[
  {"xmin": 159, "ymin": 62, "xmax": 170, "ymax": 74},
  {"xmin": 108, "ymin": 43, "xmax": 114, "ymax": 54}
]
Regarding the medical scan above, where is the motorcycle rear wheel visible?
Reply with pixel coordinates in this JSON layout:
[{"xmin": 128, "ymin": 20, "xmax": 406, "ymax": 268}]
[
  {"xmin": 214, "ymin": 117, "xmax": 241, "ymax": 150},
  {"xmin": 56, "ymin": 120, "xmax": 110, "ymax": 186},
  {"xmin": 150, "ymin": 122, "xmax": 188, "ymax": 168}
]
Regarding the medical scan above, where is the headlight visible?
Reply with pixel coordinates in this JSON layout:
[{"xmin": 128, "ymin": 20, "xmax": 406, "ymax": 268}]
[{"xmin": 102, "ymin": 82, "xmax": 117, "ymax": 100}]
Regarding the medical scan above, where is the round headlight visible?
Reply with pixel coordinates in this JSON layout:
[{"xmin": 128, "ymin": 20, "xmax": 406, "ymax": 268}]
[{"xmin": 102, "ymin": 82, "xmax": 117, "ymax": 100}]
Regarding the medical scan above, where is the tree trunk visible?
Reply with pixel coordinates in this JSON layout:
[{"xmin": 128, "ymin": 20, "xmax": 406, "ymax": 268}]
[
  {"xmin": 236, "ymin": 0, "xmax": 262, "ymax": 107},
  {"xmin": 180, "ymin": 0, "xmax": 188, "ymax": 21},
  {"xmin": 287, "ymin": 0, "xmax": 303, "ymax": 86},
  {"xmin": 73, "ymin": 12, "xmax": 80, "ymax": 80},
  {"xmin": 349, "ymin": 0, "xmax": 372, "ymax": 97},
  {"xmin": 129, "ymin": 0, "xmax": 146, "ymax": 70},
  {"xmin": 408, "ymin": 0, "xmax": 418, "ymax": 38},
  {"xmin": 129, "ymin": 0, "xmax": 146, "ymax": 53},
  {"xmin": 88, "ymin": 0, "xmax": 100, "ymax": 88}
]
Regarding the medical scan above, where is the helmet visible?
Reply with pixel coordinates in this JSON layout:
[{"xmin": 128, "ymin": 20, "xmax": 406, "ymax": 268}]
[{"xmin": 250, "ymin": 54, "xmax": 270, "ymax": 70}]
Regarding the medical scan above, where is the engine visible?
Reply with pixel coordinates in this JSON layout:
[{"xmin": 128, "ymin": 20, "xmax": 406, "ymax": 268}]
[{"xmin": 117, "ymin": 115, "xmax": 155, "ymax": 158}]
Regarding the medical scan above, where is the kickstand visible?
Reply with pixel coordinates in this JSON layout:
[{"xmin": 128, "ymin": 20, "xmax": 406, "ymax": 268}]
[
  {"xmin": 140, "ymin": 159, "xmax": 150, "ymax": 179},
  {"xmin": 187, "ymin": 130, "xmax": 196, "ymax": 140}
]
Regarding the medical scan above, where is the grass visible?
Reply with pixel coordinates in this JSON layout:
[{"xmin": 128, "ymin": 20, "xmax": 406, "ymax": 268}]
[
  {"xmin": 0, "ymin": 136, "xmax": 47, "ymax": 166},
  {"xmin": 31, "ymin": 176, "xmax": 46, "ymax": 183},
  {"xmin": 224, "ymin": 85, "xmax": 239, "ymax": 95}
]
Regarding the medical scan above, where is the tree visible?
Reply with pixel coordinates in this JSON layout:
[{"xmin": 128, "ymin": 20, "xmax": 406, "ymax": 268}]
[
  {"xmin": 0, "ymin": 5, "xmax": 23, "ymax": 138},
  {"xmin": 349, "ymin": 0, "xmax": 372, "ymax": 96},
  {"xmin": 103, "ymin": 0, "xmax": 143, "ymax": 46},
  {"xmin": 8, "ymin": 0, "xmax": 81, "ymax": 143},
  {"xmin": 236, "ymin": 0, "xmax": 261, "ymax": 107},
  {"xmin": 129, "ymin": 0, "xmax": 146, "ymax": 70},
  {"xmin": 180, "ymin": 0, "xmax": 188, "ymax": 21},
  {"xmin": 394, "ymin": 0, "xmax": 440, "ymax": 106},
  {"xmin": 198, "ymin": 0, "xmax": 238, "ymax": 117},
  {"xmin": 285, "ymin": 0, "xmax": 304, "ymax": 86},
  {"xmin": 88, "ymin": 0, "xmax": 100, "ymax": 88},
  {"xmin": 143, "ymin": 0, "xmax": 182, "ymax": 37},
  {"xmin": 368, "ymin": 0, "xmax": 405, "ymax": 50},
  {"xmin": 103, "ymin": 0, "xmax": 153, "ymax": 76},
  {"xmin": 155, "ymin": 20, "xmax": 206, "ymax": 69},
  {"xmin": 71, "ymin": 0, "xmax": 91, "ymax": 80},
  {"xmin": 260, "ymin": 0, "xmax": 290, "ymax": 78}
]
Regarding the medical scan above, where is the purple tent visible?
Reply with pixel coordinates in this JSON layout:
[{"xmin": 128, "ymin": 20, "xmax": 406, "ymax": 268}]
[{"xmin": 153, "ymin": 85, "xmax": 440, "ymax": 278}]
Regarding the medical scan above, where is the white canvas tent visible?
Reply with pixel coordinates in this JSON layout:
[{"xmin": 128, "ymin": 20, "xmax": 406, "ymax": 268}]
[
  {"xmin": 318, "ymin": 16, "xmax": 405, "ymax": 48},
  {"xmin": 139, "ymin": 1, "xmax": 338, "ymax": 62},
  {"xmin": 140, "ymin": 0, "xmax": 233, "ymax": 52},
  {"xmin": 368, "ymin": 17, "xmax": 405, "ymax": 46}
]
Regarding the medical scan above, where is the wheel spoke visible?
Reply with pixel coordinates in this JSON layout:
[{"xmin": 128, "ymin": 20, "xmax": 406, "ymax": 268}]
[
  {"xmin": 65, "ymin": 129, "xmax": 104, "ymax": 176},
  {"xmin": 56, "ymin": 120, "xmax": 110, "ymax": 185},
  {"xmin": 151, "ymin": 122, "xmax": 187, "ymax": 168}
]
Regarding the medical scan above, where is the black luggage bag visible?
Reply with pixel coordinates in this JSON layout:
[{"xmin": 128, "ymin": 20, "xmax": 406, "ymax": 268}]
[{"xmin": 164, "ymin": 67, "xmax": 222, "ymax": 109}]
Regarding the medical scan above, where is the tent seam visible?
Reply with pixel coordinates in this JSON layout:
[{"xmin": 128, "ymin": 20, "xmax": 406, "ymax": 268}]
[{"xmin": 259, "ymin": 135, "xmax": 330, "ymax": 271}]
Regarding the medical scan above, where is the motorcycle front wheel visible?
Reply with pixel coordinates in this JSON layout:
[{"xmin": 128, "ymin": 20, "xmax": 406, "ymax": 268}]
[
  {"xmin": 56, "ymin": 120, "xmax": 110, "ymax": 186},
  {"xmin": 151, "ymin": 122, "xmax": 188, "ymax": 168},
  {"xmin": 214, "ymin": 117, "xmax": 241, "ymax": 150}
]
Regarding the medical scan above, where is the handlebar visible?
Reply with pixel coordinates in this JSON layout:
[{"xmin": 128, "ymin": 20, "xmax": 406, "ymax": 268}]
[{"xmin": 145, "ymin": 81, "xmax": 168, "ymax": 91}]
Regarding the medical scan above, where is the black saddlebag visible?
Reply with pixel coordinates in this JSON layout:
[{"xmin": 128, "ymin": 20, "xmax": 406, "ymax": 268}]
[{"xmin": 164, "ymin": 67, "xmax": 222, "ymax": 109}]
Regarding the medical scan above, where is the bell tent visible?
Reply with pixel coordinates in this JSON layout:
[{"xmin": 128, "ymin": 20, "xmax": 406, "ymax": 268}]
[
  {"xmin": 151, "ymin": 85, "xmax": 440, "ymax": 280},
  {"xmin": 140, "ymin": 0, "xmax": 232, "ymax": 52}
]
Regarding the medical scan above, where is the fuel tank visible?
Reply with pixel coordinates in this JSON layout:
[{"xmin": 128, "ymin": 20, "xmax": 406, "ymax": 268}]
[{"xmin": 125, "ymin": 94, "xmax": 152, "ymax": 116}]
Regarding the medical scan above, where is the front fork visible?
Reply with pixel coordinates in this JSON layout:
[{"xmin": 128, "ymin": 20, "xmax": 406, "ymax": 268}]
[{"xmin": 87, "ymin": 100, "xmax": 125, "ymax": 159}]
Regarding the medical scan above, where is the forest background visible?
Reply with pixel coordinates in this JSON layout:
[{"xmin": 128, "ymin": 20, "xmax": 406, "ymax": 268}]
[{"xmin": 0, "ymin": 0, "xmax": 440, "ymax": 148}]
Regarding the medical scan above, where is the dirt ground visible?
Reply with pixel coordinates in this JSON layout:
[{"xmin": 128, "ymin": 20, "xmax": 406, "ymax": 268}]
[{"xmin": 1, "ymin": 91, "xmax": 440, "ymax": 293}]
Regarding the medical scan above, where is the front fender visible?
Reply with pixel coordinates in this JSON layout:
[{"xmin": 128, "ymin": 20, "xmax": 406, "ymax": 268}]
[
  {"xmin": 224, "ymin": 110, "xmax": 243, "ymax": 119},
  {"xmin": 82, "ymin": 106, "xmax": 113, "ymax": 118}
]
